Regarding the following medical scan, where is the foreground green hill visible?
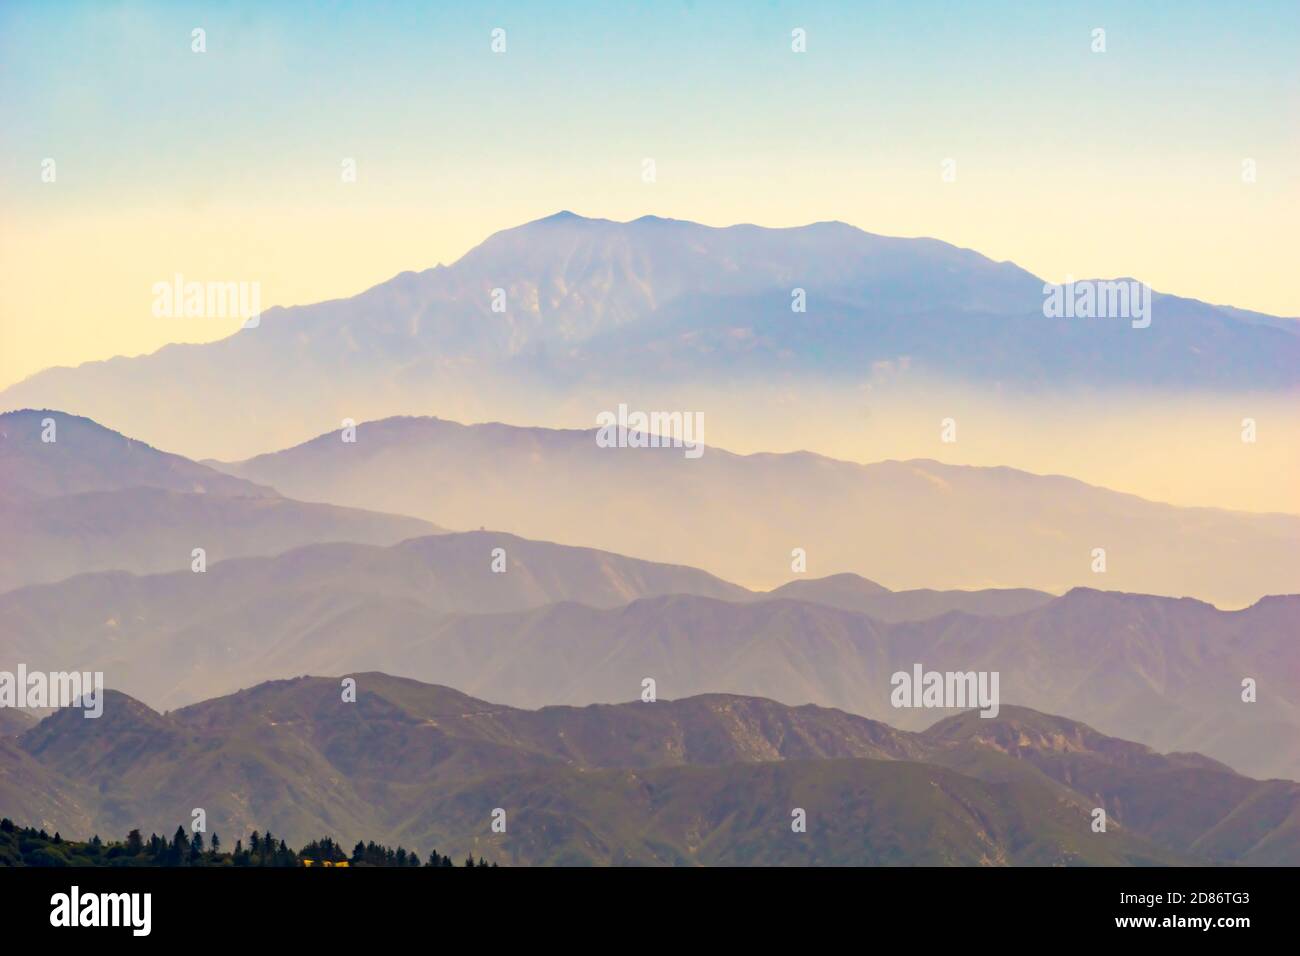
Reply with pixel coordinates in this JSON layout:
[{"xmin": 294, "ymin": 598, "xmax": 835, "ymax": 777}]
[
  {"xmin": 391, "ymin": 758, "xmax": 1181, "ymax": 866},
  {"xmin": 4, "ymin": 675, "xmax": 1296, "ymax": 865}
]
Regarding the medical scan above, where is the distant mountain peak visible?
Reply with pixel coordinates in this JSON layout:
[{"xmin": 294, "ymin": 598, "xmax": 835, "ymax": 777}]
[
  {"xmin": 1053, "ymin": 586, "xmax": 1222, "ymax": 613},
  {"xmin": 527, "ymin": 209, "xmax": 604, "ymax": 225},
  {"xmin": 4, "ymin": 210, "xmax": 1300, "ymax": 470}
]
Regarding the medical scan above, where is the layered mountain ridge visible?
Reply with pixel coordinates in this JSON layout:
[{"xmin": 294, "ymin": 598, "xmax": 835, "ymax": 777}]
[
  {"xmin": 0, "ymin": 409, "xmax": 441, "ymax": 591},
  {"xmin": 3, "ymin": 526, "xmax": 1297, "ymax": 779},
  {"xmin": 5, "ymin": 675, "xmax": 1297, "ymax": 866},
  {"xmin": 218, "ymin": 413, "xmax": 1300, "ymax": 603}
]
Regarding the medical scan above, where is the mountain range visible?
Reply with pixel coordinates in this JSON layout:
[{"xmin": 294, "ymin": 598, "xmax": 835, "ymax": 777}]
[
  {"xmin": 2, "ymin": 213, "xmax": 1296, "ymax": 471},
  {"xmin": 4, "ymin": 526, "xmax": 1297, "ymax": 779},
  {"xmin": 216, "ymin": 414, "xmax": 1300, "ymax": 604},
  {"xmin": 3, "ymin": 212, "xmax": 1297, "ymax": 868},
  {"xmin": 5, "ymin": 674, "xmax": 1297, "ymax": 865},
  {"xmin": 0, "ymin": 409, "xmax": 440, "ymax": 591},
  {"xmin": 8, "ymin": 408, "xmax": 1293, "ymax": 605}
]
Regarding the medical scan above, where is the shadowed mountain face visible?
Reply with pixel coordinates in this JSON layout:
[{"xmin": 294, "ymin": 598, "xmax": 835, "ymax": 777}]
[
  {"xmin": 3, "ymin": 214, "xmax": 1297, "ymax": 468},
  {"xmin": 0, "ymin": 710, "xmax": 35, "ymax": 737},
  {"xmin": 0, "ymin": 738, "xmax": 96, "ymax": 839},
  {"xmin": 372, "ymin": 589, "xmax": 1291, "ymax": 780},
  {"xmin": 924, "ymin": 708, "xmax": 1300, "ymax": 866},
  {"xmin": 2, "ymin": 534, "xmax": 1296, "ymax": 779},
  {"xmin": 219, "ymin": 415, "xmax": 1300, "ymax": 604},
  {"xmin": 5, "ymin": 675, "xmax": 1297, "ymax": 865},
  {"xmin": 0, "ymin": 410, "xmax": 441, "ymax": 591}
]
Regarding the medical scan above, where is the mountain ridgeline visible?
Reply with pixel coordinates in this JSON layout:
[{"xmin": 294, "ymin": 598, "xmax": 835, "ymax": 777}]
[
  {"xmin": 4, "ymin": 519, "xmax": 1298, "ymax": 779},
  {"xmin": 219, "ymin": 414, "xmax": 1300, "ymax": 603},
  {"xmin": 3, "ymin": 213, "xmax": 1296, "ymax": 469},
  {"xmin": 0, "ymin": 410, "xmax": 441, "ymax": 591},
  {"xmin": 4, "ymin": 675, "xmax": 1298, "ymax": 866}
]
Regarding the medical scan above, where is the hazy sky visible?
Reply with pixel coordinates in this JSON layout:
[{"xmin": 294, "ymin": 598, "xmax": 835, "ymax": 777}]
[{"xmin": 2, "ymin": 0, "xmax": 1297, "ymax": 388}]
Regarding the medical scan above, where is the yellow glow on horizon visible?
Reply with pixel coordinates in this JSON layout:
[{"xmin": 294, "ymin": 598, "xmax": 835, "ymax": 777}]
[{"xmin": 2, "ymin": 157, "xmax": 1296, "ymax": 391}]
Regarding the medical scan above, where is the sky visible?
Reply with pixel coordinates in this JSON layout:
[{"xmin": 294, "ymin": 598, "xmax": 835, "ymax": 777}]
[{"xmin": 1, "ymin": 0, "xmax": 1297, "ymax": 388}]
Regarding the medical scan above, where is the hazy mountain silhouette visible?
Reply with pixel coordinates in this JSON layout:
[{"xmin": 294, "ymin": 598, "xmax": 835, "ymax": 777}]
[
  {"xmin": 0, "ymin": 410, "xmax": 440, "ymax": 590},
  {"xmin": 761, "ymin": 573, "xmax": 1051, "ymax": 620},
  {"xmin": 3, "ymin": 213, "xmax": 1296, "ymax": 461},
  {"xmin": 3, "ymin": 533, "xmax": 1296, "ymax": 778},
  {"xmin": 219, "ymin": 415, "xmax": 1300, "ymax": 605},
  {"xmin": 1, "ymin": 409, "xmax": 272, "ymax": 503}
]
